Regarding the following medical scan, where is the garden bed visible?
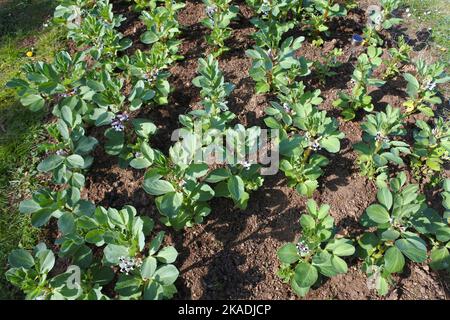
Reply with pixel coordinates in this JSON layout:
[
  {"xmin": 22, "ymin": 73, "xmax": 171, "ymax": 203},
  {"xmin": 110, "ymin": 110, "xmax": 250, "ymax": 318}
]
[
  {"xmin": 80, "ymin": 0, "xmax": 449, "ymax": 299},
  {"xmin": 2, "ymin": 0, "xmax": 449, "ymax": 300}
]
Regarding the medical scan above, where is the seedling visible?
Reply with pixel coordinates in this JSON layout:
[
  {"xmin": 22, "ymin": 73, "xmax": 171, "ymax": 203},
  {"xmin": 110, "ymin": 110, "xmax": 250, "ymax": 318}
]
[
  {"xmin": 410, "ymin": 118, "xmax": 450, "ymax": 185},
  {"xmin": 333, "ymin": 46, "xmax": 385, "ymax": 121},
  {"xmin": 382, "ymin": 36, "xmax": 412, "ymax": 80},
  {"xmin": 403, "ymin": 59, "xmax": 450, "ymax": 116},
  {"xmin": 202, "ymin": 0, "xmax": 239, "ymax": 56},
  {"xmin": 277, "ymin": 199, "xmax": 355, "ymax": 297},
  {"xmin": 246, "ymin": 36, "xmax": 310, "ymax": 93},
  {"xmin": 265, "ymin": 82, "xmax": 344, "ymax": 196},
  {"xmin": 354, "ymin": 105, "xmax": 410, "ymax": 184},
  {"xmin": 358, "ymin": 172, "xmax": 428, "ymax": 295},
  {"xmin": 313, "ymin": 48, "xmax": 344, "ymax": 84}
]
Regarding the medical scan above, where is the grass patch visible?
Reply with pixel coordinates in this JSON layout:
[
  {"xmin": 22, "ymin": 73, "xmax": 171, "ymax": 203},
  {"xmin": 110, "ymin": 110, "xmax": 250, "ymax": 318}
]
[
  {"xmin": 401, "ymin": 0, "xmax": 450, "ymax": 63},
  {"xmin": 0, "ymin": 0, "xmax": 65, "ymax": 299}
]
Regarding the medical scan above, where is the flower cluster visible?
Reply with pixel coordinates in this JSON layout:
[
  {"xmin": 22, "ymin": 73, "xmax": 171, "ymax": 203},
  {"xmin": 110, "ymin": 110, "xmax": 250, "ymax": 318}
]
[
  {"xmin": 60, "ymin": 88, "xmax": 78, "ymax": 98},
  {"xmin": 282, "ymin": 103, "xmax": 291, "ymax": 114},
  {"xmin": 425, "ymin": 80, "xmax": 436, "ymax": 91},
  {"xmin": 118, "ymin": 256, "xmax": 142, "ymax": 275},
  {"xmin": 267, "ymin": 48, "xmax": 275, "ymax": 61},
  {"xmin": 56, "ymin": 149, "xmax": 67, "ymax": 156},
  {"xmin": 305, "ymin": 133, "xmax": 322, "ymax": 151},
  {"xmin": 111, "ymin": 113, "xmax": 129, "ymax": 132},
  {"xmin": 240, "ymin": 160, "xmax": 251, "ymax": 170},
  {"xmin": 374, "ymin": 131, "xmax": 390, "ymax": 143},
  {"xmin": 118, "ymin": 256, "xmax": 135, "ymax": 274},
  {"xmin": 260, "ymin": 0, "xmax": 271, "ymax": 17},
  {"xmin": 206, "ymin": 5, "xmax": 217, "ymax": 21},
  {"xmin": 296, "ymin": 240, "xmax": 310, "ymax": 256},
  {"xmin": 144, "ymin": 69, "xmax": 159, "ymax": 85}
]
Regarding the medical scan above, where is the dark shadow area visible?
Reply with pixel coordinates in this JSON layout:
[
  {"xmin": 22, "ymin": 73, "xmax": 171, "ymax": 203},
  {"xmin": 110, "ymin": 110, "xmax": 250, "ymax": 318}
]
[
  {"xmin": 321, "ymin": 146, "xmax": 355, "ymax": 192},
  {"xmin": 171, "ymin": 172, "xmax": 306, "ymax": 299}
]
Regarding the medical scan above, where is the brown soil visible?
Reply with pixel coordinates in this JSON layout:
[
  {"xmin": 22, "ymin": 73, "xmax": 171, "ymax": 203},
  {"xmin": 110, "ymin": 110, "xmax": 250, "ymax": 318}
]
[{"xmin": 77, "ymin": 0, "xmax": 450, "ymax": 300}]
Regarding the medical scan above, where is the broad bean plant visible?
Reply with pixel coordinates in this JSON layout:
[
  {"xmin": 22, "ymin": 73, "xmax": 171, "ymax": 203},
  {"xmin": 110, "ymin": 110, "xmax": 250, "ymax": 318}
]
[
  {"xmin": 354, "ymin": 105, "xmax": 410, "ymax": 185},
  {"xmin": 333, "ymin": 46, "xmax": 385, "ymax": 121},
  {"xmin": 265, "ymin": 82, "xmax": 344, "ymax": 196},
  {"xmin": 382, "ymin": 36, "xmax": 411, "ymax": 80},
  {"xmin": 202, "ymin": 0, "xmax": 239, "ymax": 56},
  {"xmin": 358, "ymin": 173, "xmax": 429, "ymax": 295},
  {"xmin": 403, "ymin": 59, "xmax": 450, "ymax": 116},
  {"xmin": 277, "ymin": 199, "xmax": 355, "ymax": 297},
  {"xmin": 410, "ymin": 118, "xmax": 450, "ymax": 185},
  {"xmin": 246, "ymin": 36, "xmax": 310, "ymax": 93},
  {"xmin": 303, "ymin": 0, "xmax": 347, "ymax": 46}
]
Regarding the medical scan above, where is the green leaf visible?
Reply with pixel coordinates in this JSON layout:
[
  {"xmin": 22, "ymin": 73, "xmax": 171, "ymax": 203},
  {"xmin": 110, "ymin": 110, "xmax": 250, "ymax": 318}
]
[
  {"xmin": 141, "ymin": 30, "xmax": 159, "ymax": 44},
  {"xmin": 115, "ymin": 274, "xmax": 142, "ymax": 297},
  {"xmin": 19, "ymin": 199, "xmax": 41, "ymax": 214},
  {"xmin": 290, "ymin": 278, "xmax": 310, "ymax": 297},
  {"xmin": 86, "ymin": 80, "xmax": 105, "ymax": 92},
  {"xmin": 104, "ymin": 129, "xmax": 124, "ymax": 156},
  {"xmin": 306, "ymin": 199, "xmax": 318, "ymax": 217},
  {"xmin": 227, "ymin": 175, "xmax": 245, "ymax": 202},
  {"xmin": 157, "ymin": 192, "xmax": 183, "ymax": 218},
  {"xmin": 403, "ymin": 73, "xmax": 419, "ymax": 98},
  {"xmin": 143, "ymin": 281, "xmax": 164, "ymax": 300},
  {"xmin": 377, "ymin": 275, "xmax": 390, "ymax": 296},
  {"xmin": 429, "ymin": 247, "xmax": 450, "ymax": 271},
  {"xmin": 358, "ymin": 232, "xmax": 379, "ymax": 253},
  {"xmin": 377, "ymin": 188, "xmax": 393, "ymax": 210},
  {"xmin": 366, "ymin": 204, "xmax": 390, "ymax": 224},
  {"xmin": 155, "ymin": 246, "xmax": 178, "ymax": 264},
  {"xmin": 384, "ymin": 246, "xmax": 405, "ymax": 273},
  {"xmin": 325, "ymin": 239, "xmax": 355, "ymax": 256},
  {"xmin": 395, "ymin": 238, "xmax": 427, "ymax": 263},
  {"xmin": 130, "ymin": 157, "xmax": 152, "ymax": 169},
  {"xmin": 21, "ymin": 94, "xmax": 45, "ymax": 111},
  {"xmin": 8, "ymin": 249, "xmax": 35, "ymax": 269},
  {"xmin": 277, "ymin": 243, "xmax": 300, "ymax": 264},
  {"xmin": 85, "ymin": 229, "xmax": 104, "ymax": 244},
  {"xmin": 132, "ymin": 118, "xmax": 157, "ymax": 138},
  {"xmin": 31, "ymin": 208, "xmax": 54, "ymax": 227},
  {"xmin": 103, "ymin": 244, "xmax": 129, "ymax": 265},
  {"xmin": 58, "ymin": 212, "xmax": 75, "ymax": 235},
  {"xmin": 73, "ymin": 245, "xmax": 92, "ymax": 269},
  {"xmin": 37, "ymin": 155, "xmax": 64, "ymax": 172},
  {"xmin": 205, "ymin": 168, "xmax": 230, "ymax": 183},
  {"xmin": 300, "ymin": 214, "xmax": 316, "ymax": 230},
  {"xmin": 154, "ymin": 265, "xmax": 179, "ymax": 286},
  {"xmin": 331, "ymin": 255, "xmax": 348, "ymax": 274},
  {"xmin": 141, "ymin": 257, "xmax": 157, "ymax": 279},
  {"xmin": 143, "ymin": 179, "xmax": 175, "ymax": 196},
  {"xmin": 148, "ymin": 231, "xmax": 165, "ymax": 255},
  {"xmin": 66, "ymin": 154, "xmax": 85, "ymax": 168},
  {"xmin": 312, "ymin": 251, "xmax": 336, "ymax": 277},
  {"xmin": 36, "ymin": 249, "xmax": 55, "ymax": 274},
  {"xmin": 91, "ymin": 266, "xmax": 114, "ymax": 285},
  {"xmin": 293, "ymin": 262, "xmax": 318, "ymax": 288},
  {"xmin": 320, "ymin": 136, "xmax": 341, "ymax": 153},
  {"xmin": 380, "ymin": 229, "xmax": 400, "ymax": 241}
]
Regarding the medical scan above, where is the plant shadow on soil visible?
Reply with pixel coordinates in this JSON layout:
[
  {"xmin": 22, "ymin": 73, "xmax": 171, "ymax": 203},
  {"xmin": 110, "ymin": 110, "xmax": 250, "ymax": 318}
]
[{"xmin": 173, "ymin": 173, "xmax": 305, "ymax": 299}]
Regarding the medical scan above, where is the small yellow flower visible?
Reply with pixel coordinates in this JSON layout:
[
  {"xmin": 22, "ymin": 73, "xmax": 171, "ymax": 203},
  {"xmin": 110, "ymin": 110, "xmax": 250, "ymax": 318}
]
[{"xmin": 26, "ymin": 51, "xmax": 34, "ymax": 57}]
